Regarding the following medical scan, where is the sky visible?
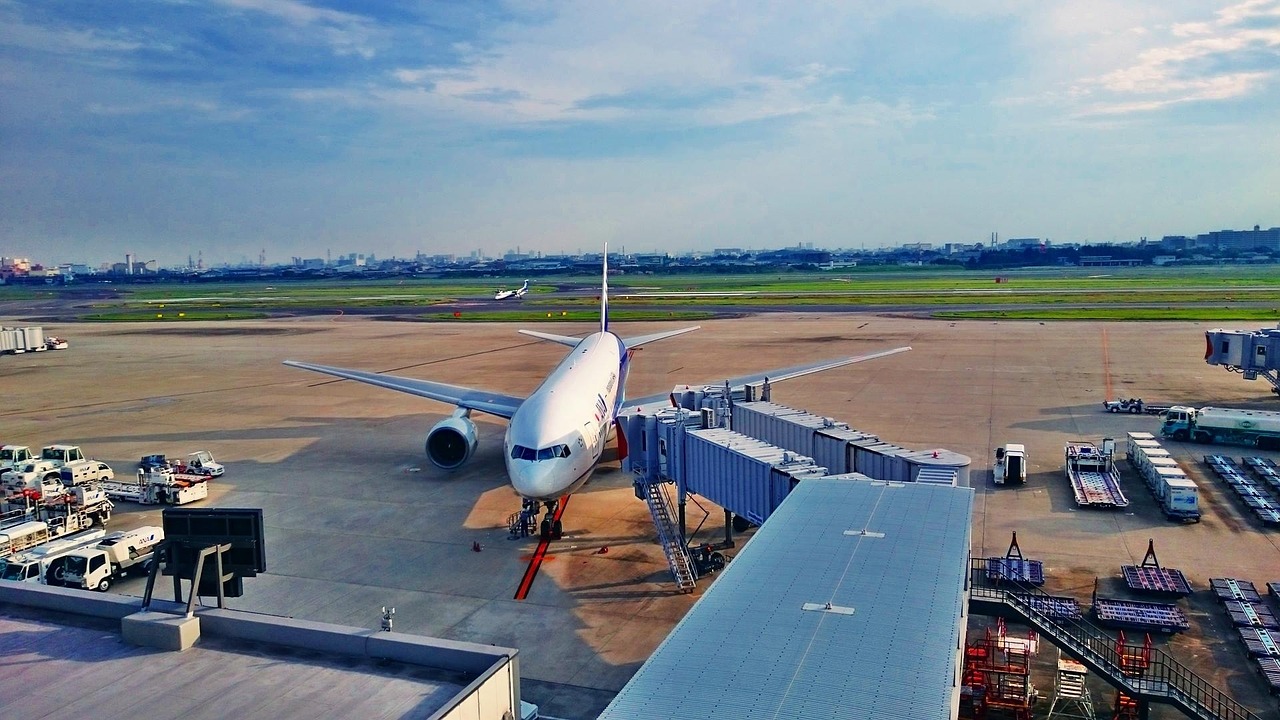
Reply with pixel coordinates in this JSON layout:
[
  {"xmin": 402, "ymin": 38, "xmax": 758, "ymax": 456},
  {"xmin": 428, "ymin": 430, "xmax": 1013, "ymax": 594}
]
[{"xmin": 1, "ymin": 1, "xmax": 1278, "ymax": 267}]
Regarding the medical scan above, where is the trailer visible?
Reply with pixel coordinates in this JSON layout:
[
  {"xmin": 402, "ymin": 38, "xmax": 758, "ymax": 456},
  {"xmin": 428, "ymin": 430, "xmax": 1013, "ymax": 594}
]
[
  {"xmin": 1121, "ymin": 540, "xmax": 1192, "ymax": 597},
  {"xmin": 1162, "ymin": 405, "xmax": 1280, "ymax": 449},
  {"xmin": 101, "ymin": 468, "xmax": 209, "ymax": 505},
  {"xmin": 1092, "ymin": 591, "xmax": 1189, "ymax": 633},
  {"xmin": 1064, "ymin": 440, "xmax": 1129, "ymax": 508}
]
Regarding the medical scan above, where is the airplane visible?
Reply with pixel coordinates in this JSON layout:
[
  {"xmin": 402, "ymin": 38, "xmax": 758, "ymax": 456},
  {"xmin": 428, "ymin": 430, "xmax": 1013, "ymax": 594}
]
[
  {"xmin": 284, "ymin": 250, "xmax": 909, "ymax": 539},
  {"xmin": 494, "ymin": 280, "xmax": 529, "ymax": 301}
]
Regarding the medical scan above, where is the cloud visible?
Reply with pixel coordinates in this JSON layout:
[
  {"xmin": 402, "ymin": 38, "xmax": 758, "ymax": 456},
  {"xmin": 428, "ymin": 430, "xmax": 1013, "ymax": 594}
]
[
  {"xmin": 1066, "ymin": 0, "xmax": 1280, "ymax": 116},
  {"xmin": 215, "ymin": 0, "xmax": 380, "ymax": 58}
]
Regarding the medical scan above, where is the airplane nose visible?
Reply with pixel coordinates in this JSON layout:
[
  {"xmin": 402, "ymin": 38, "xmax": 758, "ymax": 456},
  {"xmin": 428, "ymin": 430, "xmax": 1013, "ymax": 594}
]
[{"xmin": 508, "ymin": 460, "xmax": 559, "ymax": 500}]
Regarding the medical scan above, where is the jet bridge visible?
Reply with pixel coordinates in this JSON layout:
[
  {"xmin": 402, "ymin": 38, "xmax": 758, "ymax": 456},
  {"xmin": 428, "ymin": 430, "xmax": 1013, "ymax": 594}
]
[
  {"xmin": 618, "ymin": 382, "xmax": 972, "ymax": 589},
  {"xmin": 1205, "ymin": 327, "xmax": 1280, "ymax": 395}
]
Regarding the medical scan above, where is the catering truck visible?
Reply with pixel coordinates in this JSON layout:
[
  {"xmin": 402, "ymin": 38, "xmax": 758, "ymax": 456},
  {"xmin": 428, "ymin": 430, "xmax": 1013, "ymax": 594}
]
[
  {"xmin": 1161, "ymin": 406, "xmax": 1280, "ymax": 449},
  {"xmin": 61, "ymin": 526, "xmax": 164, "ymax": 592}
]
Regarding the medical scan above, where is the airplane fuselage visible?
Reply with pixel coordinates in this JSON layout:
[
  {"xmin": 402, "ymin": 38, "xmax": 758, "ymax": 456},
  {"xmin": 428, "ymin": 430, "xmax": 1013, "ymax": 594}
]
[{"xmin": 504, "ymin": 331, "xmax": 626, "ymax": 500}]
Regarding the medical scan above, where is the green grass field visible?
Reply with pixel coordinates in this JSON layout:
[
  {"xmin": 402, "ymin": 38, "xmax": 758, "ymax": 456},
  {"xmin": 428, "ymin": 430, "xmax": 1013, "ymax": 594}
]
[{"xmin": 13, "ymin": 264, "xmax": 1280, "ymax": 321}]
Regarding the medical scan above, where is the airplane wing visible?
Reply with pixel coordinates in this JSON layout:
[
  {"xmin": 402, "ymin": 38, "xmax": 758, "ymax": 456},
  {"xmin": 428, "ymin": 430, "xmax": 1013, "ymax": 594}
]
[
  {"xmin": 621, "ymin": 346, "xmax": 911, "ymax": 413},
  {"xmin": 282, "ymin": 360, "xmax": 524, "ymax": 419}
]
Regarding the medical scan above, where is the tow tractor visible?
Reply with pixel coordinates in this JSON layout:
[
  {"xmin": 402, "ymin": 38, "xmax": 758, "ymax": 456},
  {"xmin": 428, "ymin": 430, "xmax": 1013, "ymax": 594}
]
[{"xmin": 1102, "ymin": 398, "xmax": 1170, "ymax": 415}]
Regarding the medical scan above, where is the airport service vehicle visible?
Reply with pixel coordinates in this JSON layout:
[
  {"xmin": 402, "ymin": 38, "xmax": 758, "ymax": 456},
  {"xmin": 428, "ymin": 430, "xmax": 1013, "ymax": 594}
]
[
  {"xmin": 0, "ymin": 521, "xmax": 51, "ymax": 559},
  {"xmin": 494, "ymin": 280, "xmax": 529, "ymax": 301},
  {"xmin": 1102, "ymin": 398, "xmax": 1170, "ymax": 415},
  {"xmin": 1065, "ymin": 440, "xmax": 1129, "ymax": 508},
  {"xmin": 1126, "ymin": 438, "xmax": 1200, "ymax": 522},
  {"xmin": 993, "ymin": 444, "xmax": 1026, "ymax": 485},
  {"xmin": 62, "ymin": 526, "xmax": 164, "ymax": 592},
  {"xmin": 45, "ymin": 336, "xmax": 69, "ymax": 350},
  {"xmin": 59, "ymin": 460, "xmax": 115, "ymax": 487},
  {"xmin": 40, "ymin": 444, "xmax": 86, "ymax": 468},
  {"xmin": 102, "ymin": 468, "xmax": 209, "ymax": 505},
  {"xmin": 183, "ymin": 450, "xmax": 224, "ymax": 477},
  {"xmin": 284, "ymin": 246, "xmax": 912, "ymax": 540},
  {"xmin": 0, "ymin": 445, "xmax": 34, "ymax": 475},
  {"xmin": 0, "ymin": 528, "xmax": 107, "ymax": 584},
  {"xmin": 1161, "ymin": 406, "xmax": 1280, "ymax": 449},
  {"xmin": 139, "ymin": 454, "xmax": 169, "ymax": 471},
  {"xmin": 3, "ymin": 460, "xmax": 62, "ymax": 498}
]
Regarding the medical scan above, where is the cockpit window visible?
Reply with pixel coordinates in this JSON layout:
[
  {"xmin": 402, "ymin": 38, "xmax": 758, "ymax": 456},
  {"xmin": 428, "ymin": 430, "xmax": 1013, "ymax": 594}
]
[{"xmin": 513, "ymin": 444, "xmax": 570, "ymax": 461}]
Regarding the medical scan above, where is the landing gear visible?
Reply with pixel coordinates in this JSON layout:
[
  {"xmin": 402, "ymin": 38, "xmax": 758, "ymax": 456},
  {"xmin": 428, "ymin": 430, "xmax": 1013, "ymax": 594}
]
[{"xmin": 538, "ymin": 499, "xmax": 563, "ymax": 540}]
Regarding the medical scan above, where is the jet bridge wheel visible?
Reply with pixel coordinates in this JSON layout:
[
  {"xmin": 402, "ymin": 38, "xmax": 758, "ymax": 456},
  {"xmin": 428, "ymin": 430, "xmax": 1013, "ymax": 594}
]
[{"xmin": 732, "ymin": 515, "xmax": 752, "ymax": 533}]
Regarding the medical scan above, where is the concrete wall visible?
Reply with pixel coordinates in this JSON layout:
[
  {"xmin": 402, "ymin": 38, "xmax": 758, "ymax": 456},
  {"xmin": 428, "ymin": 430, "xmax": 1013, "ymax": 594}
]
[{"xmin": 0, "ymin": 582, "xmax": 521, "ymax": 720}]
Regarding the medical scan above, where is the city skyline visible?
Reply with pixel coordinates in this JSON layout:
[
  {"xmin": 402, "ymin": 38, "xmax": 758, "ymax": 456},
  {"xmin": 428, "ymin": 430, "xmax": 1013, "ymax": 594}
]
[{"xmin": 2, "ymin": 1, "xmax": 1279, "ymax": 267}]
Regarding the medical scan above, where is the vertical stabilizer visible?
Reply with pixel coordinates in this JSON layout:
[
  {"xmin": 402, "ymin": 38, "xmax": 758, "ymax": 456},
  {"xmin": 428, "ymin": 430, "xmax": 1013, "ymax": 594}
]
[{"xmin": 601, "ymin": 243, "xmax": 609, "ymax": 333}]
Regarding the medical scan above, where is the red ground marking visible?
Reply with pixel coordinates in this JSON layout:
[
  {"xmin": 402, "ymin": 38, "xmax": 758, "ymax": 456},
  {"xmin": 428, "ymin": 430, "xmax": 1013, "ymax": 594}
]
[{"xmin": 514, "ymin": 495, "xmax": 571, "ymax": 601}]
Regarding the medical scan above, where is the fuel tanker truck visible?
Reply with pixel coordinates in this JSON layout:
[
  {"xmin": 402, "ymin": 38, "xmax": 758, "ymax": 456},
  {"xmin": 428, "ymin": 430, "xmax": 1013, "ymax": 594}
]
[{"xmin": 1161, "ymin": 406, "xmax": 1280, "ymax": 449}]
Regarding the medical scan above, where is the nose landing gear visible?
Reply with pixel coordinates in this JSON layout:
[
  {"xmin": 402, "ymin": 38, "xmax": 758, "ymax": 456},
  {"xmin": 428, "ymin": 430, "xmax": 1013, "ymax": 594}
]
[{"xmin": 537, "ymin": 499, "xmax": 563, "ymax": 540}]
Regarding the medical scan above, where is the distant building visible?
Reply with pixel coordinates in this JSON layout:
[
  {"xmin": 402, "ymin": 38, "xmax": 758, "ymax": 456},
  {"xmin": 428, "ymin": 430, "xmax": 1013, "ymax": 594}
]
[
  {"xmin": 1196, "ymin": 225, "xmax": 1280, "ymax": 252},
  {"xmin": 1004, "ymin": 238, "xmax": 1043, "ymax": 249},
  {"xmin": 1160, "ymin": 235, "xmax": 1195, "ymax": 251}
]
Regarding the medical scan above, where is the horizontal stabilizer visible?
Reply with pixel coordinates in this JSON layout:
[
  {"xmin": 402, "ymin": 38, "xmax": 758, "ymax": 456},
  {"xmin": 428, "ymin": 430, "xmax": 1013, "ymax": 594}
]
[
  {"xmin": 622, "ymin": 325, "xmax": 701, "ymax": 349},
  {"xmin": 518, "ymin": 329, "xmax": 584, "ymax": 347},
  {"xmin": 283, "ymin": 360, "xmax": 524, "ymax": 419}
]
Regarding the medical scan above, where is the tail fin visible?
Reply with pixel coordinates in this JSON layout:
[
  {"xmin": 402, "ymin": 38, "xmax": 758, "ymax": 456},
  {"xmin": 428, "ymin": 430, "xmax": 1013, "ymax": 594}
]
[{"xmin": 601, "ymin": 243, "xmax": 609, "ymax": 333}]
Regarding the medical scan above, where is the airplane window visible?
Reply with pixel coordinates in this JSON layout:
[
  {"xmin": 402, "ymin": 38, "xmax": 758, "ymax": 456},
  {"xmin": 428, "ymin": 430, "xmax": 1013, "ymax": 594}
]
[
  {"xmin": 538, "ymin": 447, "xmax": 555, "ymax": 461},
  {"xmin": 560, "ymin": 445, "xmax": 571, "ymax": 458}
]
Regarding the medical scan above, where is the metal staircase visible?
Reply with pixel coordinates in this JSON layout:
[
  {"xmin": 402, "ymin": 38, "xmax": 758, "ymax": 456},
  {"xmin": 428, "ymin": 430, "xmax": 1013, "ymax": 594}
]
[
  {"xmin": 644, "ymin": 481, "xmax": 696, "ymax": 591},
  {"xmin": 969, "ymin": 558, "xmax": 1261, "ymax": 720}
]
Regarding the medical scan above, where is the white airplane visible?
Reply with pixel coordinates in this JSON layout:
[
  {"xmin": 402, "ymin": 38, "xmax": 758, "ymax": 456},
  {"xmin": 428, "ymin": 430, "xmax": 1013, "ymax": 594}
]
[
  {"xmin": 494, "ymin": 280, "xmax": 529, "ymax": 301},
  {"xmin": 285, "ymin": 251, "xmax": 909, "ymax": 539}
]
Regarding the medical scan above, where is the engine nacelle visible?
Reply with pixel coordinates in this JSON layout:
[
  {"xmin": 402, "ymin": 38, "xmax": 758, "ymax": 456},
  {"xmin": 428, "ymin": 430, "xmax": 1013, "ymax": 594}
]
[{"xmin": 425, "ymin": 411, "xmax": 479, "ymax": 470}]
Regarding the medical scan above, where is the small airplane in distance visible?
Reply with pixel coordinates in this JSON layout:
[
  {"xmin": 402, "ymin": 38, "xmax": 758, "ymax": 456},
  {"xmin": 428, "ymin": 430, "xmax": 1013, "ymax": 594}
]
[
  {"xmin": 284, "ymin": 249, "xmax": 909, "ymax": 539},
  {"xmin": 494, "ymin": 280, "xmax": 529, "ymax": 301}
]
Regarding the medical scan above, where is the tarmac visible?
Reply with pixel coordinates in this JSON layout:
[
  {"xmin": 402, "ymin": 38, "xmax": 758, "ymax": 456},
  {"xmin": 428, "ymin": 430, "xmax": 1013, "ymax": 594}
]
[{"xmin": 3, "ymin": 314, "xmax": 1280, "ymax": 719}]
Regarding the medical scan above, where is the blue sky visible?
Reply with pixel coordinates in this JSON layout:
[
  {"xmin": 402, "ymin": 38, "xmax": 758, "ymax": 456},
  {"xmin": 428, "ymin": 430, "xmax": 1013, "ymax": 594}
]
[{"xmin": 1, "ymin": 0, "xmax": 1278, "ymax": 266}]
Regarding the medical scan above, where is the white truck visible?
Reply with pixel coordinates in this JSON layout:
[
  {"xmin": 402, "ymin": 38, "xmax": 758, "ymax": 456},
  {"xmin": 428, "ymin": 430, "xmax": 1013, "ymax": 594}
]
[
  {"xmin": 0, "ymin": 445, "xmax": 35, "ymax": 475},
  {"xmin": 103, "ymin": 468, "xmax": 209, "ymax": 505},
  {"xmin": 1162, "ymin": 406, "xmax": 1280, "ymax": 449},
  {"xmin": 0, "ymin": 528, "xmax": 107, "ymax": 584},
  {"xmin": 62, "ymin": 526, "xmax": 164, "ymax": 592},
  {"xmin": 3, "ymin": 460, "xmax": 64, "ymax": 500},
  {"xmin": 183, "ymin": 450, "xmax": 224, "ymax": 477},
  {"xmin": 994, "ymin": 444, "xmax": 1027, "ymax": 485},
  {"xmin": 59, "ymin": 460, "xmax": 115, "ymax": 487},
  {"xmin": 40, "ymin": 444, "xmax": 89, "ymax": 469}
]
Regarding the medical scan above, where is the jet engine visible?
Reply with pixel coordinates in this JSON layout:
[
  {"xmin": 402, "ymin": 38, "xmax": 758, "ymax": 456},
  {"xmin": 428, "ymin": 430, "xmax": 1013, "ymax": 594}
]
[{"xmin": 425, "ymin": 409, "xmax": 479, "ymax": 470}]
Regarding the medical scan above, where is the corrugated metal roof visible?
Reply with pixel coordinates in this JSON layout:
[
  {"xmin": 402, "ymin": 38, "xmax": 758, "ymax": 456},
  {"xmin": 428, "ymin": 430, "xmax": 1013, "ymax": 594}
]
[{"xmin": 599, "ymin": 478, "xmax": 974, "ymax": 720}]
